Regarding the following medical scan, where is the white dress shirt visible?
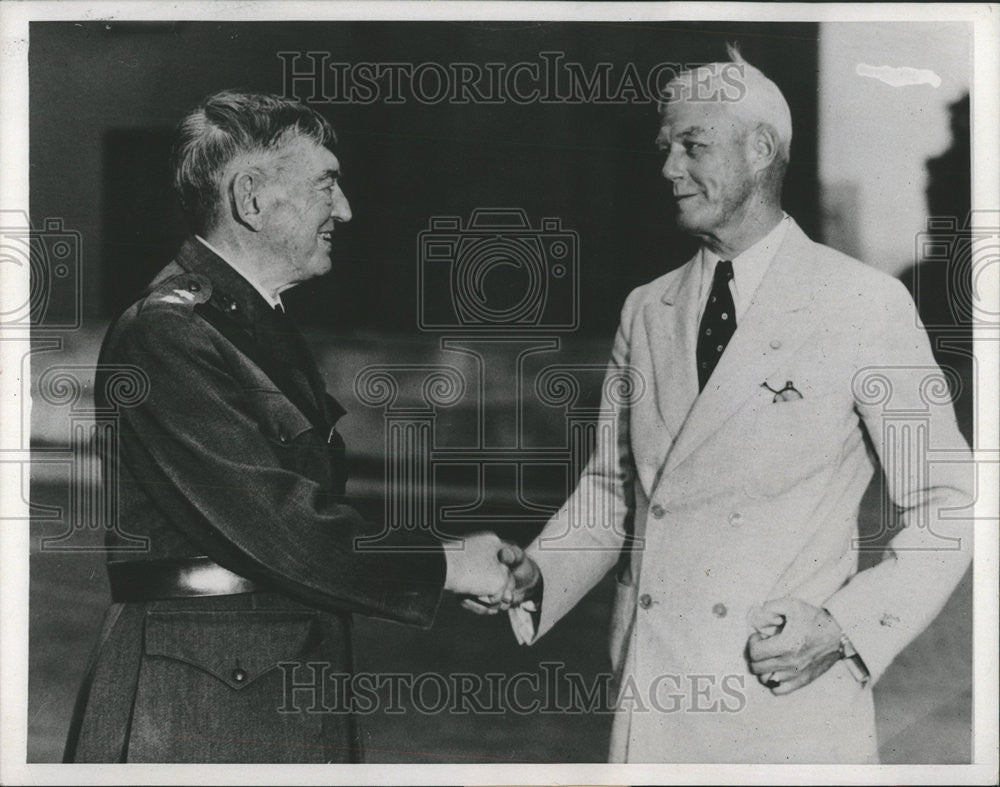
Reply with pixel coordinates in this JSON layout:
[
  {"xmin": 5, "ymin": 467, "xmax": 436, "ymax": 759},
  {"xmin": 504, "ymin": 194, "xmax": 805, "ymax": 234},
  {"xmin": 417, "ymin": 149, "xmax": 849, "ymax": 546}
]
[
  {"xmin": 195, "ymin": 235, "xmax": 285, "ymax": 311},
  {"xmin": 696, "ymin": 213, "xmax": 792, "ymax": 326}
]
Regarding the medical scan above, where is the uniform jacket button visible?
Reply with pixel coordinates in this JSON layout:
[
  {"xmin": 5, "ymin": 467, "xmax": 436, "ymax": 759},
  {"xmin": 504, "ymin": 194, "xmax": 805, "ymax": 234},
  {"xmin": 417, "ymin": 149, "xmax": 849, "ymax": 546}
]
[
  {"xmin": 770, "ymin": 339, "xmax": 782, "ymax": 349},
  {"xmin": 232, "ymin": 668, "xmax": 247, "ymax": 683},
  {"xmin": 278, "ymin": 432, "xmax": 288, "ymax": 444},
  {"xmin": 187, "ymin": 280, "xmax": 201, "ymax": 292},
  {"xmin": 638, "ymin": 594, "xmax": 653, "ymax": 609},
  {"xmin": 728, "ymin": 511, "xmax": 743, "ymax": 526},
  {"xmin": 650, "ymin": 504, "xmax": 665, "ymax": 519},
  {"xmin": 712, "ymin": 603, "xmax": 728, "ymax": 618}
]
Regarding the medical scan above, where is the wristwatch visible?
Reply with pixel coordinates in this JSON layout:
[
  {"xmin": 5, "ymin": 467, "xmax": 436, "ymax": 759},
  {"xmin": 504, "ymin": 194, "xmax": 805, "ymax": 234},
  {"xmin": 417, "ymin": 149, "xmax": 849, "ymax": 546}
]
[{"xmin": 838, "ymin": 632, "xmax": 871, "ymax": 686}]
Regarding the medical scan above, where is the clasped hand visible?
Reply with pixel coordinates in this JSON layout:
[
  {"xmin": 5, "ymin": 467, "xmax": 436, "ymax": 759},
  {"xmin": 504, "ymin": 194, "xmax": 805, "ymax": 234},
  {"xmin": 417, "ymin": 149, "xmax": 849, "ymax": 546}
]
[
  {"xmin": 442, "ymin": 532, "xmax": 540, "ymax": 612},
  {"xmin": 746, "ymin": 598, "xmax": 844, "ymax": 695}
]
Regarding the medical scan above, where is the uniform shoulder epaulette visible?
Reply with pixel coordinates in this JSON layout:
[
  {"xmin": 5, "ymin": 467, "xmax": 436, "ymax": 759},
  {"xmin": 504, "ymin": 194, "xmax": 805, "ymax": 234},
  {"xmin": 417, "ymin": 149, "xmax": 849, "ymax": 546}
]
[{"xmin": 141, "ymin": 272, "xmax": 213, "ymax": 313}]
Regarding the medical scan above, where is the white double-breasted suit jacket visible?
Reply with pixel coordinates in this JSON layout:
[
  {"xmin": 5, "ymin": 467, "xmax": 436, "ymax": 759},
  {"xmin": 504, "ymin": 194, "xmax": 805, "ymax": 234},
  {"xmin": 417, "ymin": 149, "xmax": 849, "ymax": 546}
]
[{"xmin": 516, "ymin": 219, "xmax": 974, "ymax": 763}]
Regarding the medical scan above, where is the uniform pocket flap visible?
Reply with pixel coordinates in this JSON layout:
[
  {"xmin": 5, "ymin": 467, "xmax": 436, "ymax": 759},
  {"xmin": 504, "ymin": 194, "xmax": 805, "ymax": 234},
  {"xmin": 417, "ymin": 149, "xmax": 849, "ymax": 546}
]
[
  {"xmin": 244, "ymin": 388, "xmax": 316, "ymax": 444},
  {"xmin": 144, "ymin": 611, "xmax": 320, "ymax": 690}
]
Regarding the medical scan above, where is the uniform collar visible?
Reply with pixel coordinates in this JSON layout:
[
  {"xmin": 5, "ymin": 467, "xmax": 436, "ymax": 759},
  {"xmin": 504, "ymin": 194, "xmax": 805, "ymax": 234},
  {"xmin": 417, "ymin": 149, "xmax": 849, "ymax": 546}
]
[
  {"xmin": 174, "ymin": 237, "xmax": 279, "ymax": 330},
  {"xmin": 194, "ymin": 235, "xmax": 285, "ymax": 310}
]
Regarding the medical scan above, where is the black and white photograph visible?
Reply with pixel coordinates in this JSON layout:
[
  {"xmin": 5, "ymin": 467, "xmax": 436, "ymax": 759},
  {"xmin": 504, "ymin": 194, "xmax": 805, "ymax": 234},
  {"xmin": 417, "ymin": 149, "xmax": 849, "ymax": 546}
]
[{"xmin": 0, "ymin": 2, "xmax": 997, "ymax": 784}]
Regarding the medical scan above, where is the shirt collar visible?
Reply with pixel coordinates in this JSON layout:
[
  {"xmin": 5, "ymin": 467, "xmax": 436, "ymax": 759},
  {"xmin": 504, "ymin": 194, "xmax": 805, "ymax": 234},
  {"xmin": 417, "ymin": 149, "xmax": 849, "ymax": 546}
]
[
  {"xmin": 701, "ymin": 212, "xmax": 791, "ymax": 275},
  {"xmin": 699, "ymin": 213, "xmax": 791, "ymax": 316},
  {"xmin": 195, "ymin": 235, "xmax": 284, "ymax": 310}
]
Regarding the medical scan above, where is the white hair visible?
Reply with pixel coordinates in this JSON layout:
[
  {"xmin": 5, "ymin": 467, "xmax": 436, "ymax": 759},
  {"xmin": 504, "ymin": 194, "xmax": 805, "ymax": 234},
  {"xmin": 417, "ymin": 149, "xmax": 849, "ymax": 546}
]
[{"xmin": 661, "ymin": 43, "xmax": 793, "ymax": 162}]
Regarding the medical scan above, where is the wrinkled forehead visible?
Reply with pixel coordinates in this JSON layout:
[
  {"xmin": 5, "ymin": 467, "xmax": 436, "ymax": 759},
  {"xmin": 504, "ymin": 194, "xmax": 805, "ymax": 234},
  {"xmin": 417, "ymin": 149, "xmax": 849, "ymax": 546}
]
[
  {"xmin": 655, "ymin": 100, "xmax": 746, "ymax": 146},
  {"xmin": 264, "ymin": 133, "xmax": 340, "ymax": 178}
]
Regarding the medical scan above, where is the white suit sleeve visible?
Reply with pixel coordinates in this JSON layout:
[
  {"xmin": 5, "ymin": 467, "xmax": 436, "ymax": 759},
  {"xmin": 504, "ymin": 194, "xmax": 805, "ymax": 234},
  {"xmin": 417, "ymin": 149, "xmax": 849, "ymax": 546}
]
[
  {"xmin": 509, "ymin": 289, "xmax": 643, "ymax": 645},
  {"xmin": 823, "ymin": 278, "xmax": 975, "ymax": 684}
]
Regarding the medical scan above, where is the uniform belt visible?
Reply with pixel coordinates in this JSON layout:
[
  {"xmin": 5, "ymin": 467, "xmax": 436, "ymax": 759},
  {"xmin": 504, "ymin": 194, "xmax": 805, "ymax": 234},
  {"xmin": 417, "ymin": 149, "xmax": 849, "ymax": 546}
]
[{"xmin": 108, "ymin": 556, "xmax": 261, "ymax": 602}]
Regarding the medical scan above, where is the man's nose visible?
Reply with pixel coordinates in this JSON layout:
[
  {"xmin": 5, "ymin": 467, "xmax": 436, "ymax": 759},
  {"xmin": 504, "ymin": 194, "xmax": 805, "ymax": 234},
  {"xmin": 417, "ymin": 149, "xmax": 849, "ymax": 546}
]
[
  {"xmin": 331, "ymin": 185, "xmax": 352, "ymax": 223},
  {"xmin": 661, "ymin": 147, "xmax": 685, "ymax": 181}
]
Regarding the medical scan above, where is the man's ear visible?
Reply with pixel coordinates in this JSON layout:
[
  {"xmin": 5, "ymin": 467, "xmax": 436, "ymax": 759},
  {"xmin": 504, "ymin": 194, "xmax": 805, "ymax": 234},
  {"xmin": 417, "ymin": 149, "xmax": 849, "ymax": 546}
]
[
  {"xmin": 747, "ymin": 123, "xmax": 779, "ymax": 174},
  {"xmin": 229, "ymin": 169, "xmax": 266, "ymax": 231}
]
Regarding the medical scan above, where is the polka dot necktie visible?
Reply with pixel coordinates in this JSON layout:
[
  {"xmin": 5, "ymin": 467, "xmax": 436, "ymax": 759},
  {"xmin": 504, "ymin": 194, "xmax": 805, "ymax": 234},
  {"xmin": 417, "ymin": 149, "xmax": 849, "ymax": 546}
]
[{"xmin": 696, "ymin": 259, "xmax": 736, "ymax": 391}]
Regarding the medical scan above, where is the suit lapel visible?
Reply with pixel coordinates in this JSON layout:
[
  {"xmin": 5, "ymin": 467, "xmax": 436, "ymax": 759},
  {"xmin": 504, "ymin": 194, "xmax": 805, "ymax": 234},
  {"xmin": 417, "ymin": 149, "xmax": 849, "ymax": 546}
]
[
  {"xmin": 662, "ymin": 222, "xmax": 820, "ymax": 477},
  {"xmin": 646, "ymin": 257, "xmax": 701, "ymax": 442}
]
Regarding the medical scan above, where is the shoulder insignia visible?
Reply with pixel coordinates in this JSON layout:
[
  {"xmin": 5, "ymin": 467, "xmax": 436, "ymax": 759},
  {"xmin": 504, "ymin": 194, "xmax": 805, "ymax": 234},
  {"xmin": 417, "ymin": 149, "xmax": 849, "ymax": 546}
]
[{"xmin": 143, "ymin": 272, "xmax": 213, "ymax": 312}]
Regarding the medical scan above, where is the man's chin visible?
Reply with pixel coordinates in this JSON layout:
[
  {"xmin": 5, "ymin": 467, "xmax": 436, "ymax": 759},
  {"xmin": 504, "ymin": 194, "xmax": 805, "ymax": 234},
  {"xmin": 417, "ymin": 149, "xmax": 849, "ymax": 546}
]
[
  {"xmin": 313, "ymin": 251, "xmax": 334, "ymax": 276},
  {"xmin": 673, "ymin": 209, "xmax": 703, "ymax": 234}
]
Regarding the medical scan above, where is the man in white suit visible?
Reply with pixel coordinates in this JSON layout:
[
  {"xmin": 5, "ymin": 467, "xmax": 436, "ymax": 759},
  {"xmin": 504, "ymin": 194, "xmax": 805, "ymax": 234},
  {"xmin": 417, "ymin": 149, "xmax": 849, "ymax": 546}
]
[{"xmin": 468, "ymin": 52, "xmax": 975, "ymax": 762}]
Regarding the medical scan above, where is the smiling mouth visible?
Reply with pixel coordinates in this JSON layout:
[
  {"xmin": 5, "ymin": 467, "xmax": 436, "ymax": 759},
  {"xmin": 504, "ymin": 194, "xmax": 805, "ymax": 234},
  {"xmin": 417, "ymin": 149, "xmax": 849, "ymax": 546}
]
[{"xmin": 318, "ymin": 230, "xmax": 334, "ymax": 243}]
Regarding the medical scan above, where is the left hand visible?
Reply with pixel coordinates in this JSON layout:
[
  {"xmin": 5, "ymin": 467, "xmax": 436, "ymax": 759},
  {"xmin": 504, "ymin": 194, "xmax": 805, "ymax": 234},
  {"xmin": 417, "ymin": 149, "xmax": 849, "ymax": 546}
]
[{"xmin": 746, "ymin": 597, "xmax": 843, "ymax": 695}]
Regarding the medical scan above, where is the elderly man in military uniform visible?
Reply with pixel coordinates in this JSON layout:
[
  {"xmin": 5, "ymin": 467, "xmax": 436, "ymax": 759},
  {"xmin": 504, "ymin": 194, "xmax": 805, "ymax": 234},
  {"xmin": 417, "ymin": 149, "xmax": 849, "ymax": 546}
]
[{"xmin": 65, "ymin": 90, "xmax": 514, "ymax": 763}]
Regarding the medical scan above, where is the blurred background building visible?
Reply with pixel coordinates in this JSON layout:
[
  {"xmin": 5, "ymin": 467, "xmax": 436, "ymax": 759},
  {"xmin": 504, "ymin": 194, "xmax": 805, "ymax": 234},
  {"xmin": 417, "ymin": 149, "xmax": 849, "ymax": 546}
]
[{"xmin": 26, "ymin": 20, "xmax": 972, "ymax": 763}]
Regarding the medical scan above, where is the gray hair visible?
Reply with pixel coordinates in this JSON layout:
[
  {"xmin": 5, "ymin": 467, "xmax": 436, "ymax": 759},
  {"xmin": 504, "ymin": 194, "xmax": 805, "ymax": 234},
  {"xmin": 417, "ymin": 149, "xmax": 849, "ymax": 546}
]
[
  {"xmin": 661, "ymin": 43, "xmax": 793, "ymax": 164},
  {"xmin": 171, "ymin": 90, "xmax": 337, "ymax": 233}
]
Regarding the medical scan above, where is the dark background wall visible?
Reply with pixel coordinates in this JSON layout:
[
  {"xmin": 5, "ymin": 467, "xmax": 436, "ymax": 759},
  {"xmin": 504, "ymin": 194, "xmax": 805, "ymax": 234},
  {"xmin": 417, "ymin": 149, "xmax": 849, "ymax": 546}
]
[{"xmin": 29, "ymin": 20, "xmax": 820, "ymax": 333}]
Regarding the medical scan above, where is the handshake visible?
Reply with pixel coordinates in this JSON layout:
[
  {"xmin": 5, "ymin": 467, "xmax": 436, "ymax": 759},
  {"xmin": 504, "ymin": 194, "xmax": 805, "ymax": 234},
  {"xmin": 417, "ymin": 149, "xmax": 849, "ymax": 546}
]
[{"xmin": 442, "ymin": 532, "xmax": 541, "ymax": 614}]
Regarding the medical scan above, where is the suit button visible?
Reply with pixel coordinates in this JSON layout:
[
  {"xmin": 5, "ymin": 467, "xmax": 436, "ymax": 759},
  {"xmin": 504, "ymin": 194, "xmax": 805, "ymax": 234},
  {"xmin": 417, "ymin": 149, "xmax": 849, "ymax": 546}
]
[
  {"xmin": 639, "ymin": 594, "xmax": 653, "ymax": 609},
  {"xmin": 650, "ymin": 504, "xmax": 665, "ymax": 519},
  {"xmin": 728, "ymin": 511, "xmax": 743, "ymax": 527},
  {"xmin": 232, "ymin": 668, "xmax": 247, "ymax": 683},
  {"xmin": 712, "ymin": 603, "xmax": 727, "ymax": 618},
  {"xmin": 187, "ymin": 280, "xmax": 201, "ymax": 293},
  {"xmin": 770, "ymin": 339, "xmax": 782, "ymax": 349},
  {"xmin": 278, "ymin": 432, "xmax": 288, "ymax": 444}
]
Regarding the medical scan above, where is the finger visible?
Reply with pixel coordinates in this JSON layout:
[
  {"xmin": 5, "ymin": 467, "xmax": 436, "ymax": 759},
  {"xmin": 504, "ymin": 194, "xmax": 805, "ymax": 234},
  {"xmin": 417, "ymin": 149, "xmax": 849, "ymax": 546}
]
[
  {"xmin": 769, "ymin": 673, "xmax": 809, "ymax": 695},
  {"xmin": 498, "ymin": 571, "xmax": 516, "ymax": 605},
  {"xmin": 747, "ymin": 630, "xmax": 792, "ymax": 661},
  {"xmin": 483, "ymin": 568, "xmax": 514, "ymax": 604},
  {"xmin": 747, "ymin": 604, "xmax": 784, "ymax": 635},
  {"xmin": 460, "ymin": 598, "xmax": 498, "ymax": 616},
  {"xmin": 498, "ymin": 543, "xmax": 524, "ymax": 566},
  {"xmin": 748, "ymin": 656, "xmax": 791, "ymax": 675},
  {"xmin": 764, "ymin": 668, "xmax": 801, "ymax": 685},
  {"xmin": 760, "ymin": 597, "xmax": 800, "ymax": 619}
]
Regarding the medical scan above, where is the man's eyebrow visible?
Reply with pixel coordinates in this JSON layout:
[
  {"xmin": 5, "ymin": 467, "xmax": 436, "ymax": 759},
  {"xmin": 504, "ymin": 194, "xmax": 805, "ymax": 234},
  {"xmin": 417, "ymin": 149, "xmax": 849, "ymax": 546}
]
[
  {"xmin": 656, "ymin": 125, "xmax": 710, "ymax": 147},
  {"xmin": 677, "ymin": 126, "xmax": 709, "ymax": 139},
  {"xmin": 315, "ymin": 168, "xmax": 341, "ymax": 184}
]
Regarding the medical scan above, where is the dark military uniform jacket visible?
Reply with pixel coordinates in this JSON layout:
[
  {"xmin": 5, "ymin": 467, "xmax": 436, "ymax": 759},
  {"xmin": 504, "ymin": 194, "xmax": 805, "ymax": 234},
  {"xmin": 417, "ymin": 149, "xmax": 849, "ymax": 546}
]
[{"xmin": 65, "ymin": 238, "xmax": 446, "ymax": 763}]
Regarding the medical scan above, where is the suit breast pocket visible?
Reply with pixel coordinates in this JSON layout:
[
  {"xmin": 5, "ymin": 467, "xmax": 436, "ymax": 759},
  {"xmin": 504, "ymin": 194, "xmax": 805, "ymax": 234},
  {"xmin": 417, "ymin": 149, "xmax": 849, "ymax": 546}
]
[
  {"xmin": 743, "ymin": 392, "xmax": 850, "ymax": 499},
  {"xmin": 127, "ymin": 610, "xmax": 325, "ymax": 762}
]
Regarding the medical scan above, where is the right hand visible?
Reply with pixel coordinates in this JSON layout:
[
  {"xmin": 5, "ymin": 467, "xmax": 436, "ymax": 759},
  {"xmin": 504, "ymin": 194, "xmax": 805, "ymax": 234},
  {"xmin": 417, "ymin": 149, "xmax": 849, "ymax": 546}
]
[
  {"xmin": 443, "ymin": 531, "xmax": 513, "ymax": 603},
  {"xmin": 461, "ymin": 542, "xmax": 541, "ymax": 616}
]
